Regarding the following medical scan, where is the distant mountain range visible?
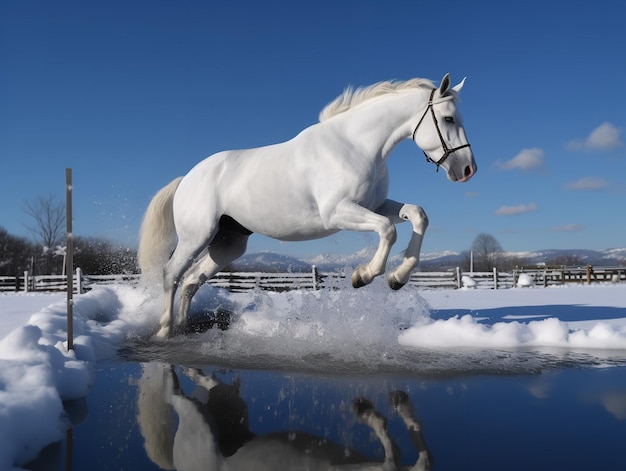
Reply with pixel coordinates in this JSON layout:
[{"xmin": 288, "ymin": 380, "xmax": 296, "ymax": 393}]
[{"xmin": 230, "ymin": 248, "xmax": 626, "ymax": 272}]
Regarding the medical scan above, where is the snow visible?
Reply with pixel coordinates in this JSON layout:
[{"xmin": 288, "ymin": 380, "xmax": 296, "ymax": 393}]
[
  {"xmin": 1, "ymin": 282, "xmax": 626, "ymax": 469},
  {"xmin": 0, "ymin": 287, "xmax": 157, "ymax": 470},
  {"xmin": 516, "ymin": 273, "xmax": 534, "ymax": 287},
  {"xmin": 461, "ymin": 274, "xmax": 477, "ymax": 288},
  {"xmin": 403, "ymin": 285, "xmax": 626, "ymax": 349}
]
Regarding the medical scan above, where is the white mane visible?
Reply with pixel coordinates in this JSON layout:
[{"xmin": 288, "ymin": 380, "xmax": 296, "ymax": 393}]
[{"xmin": 319, "ymin": 78, "xmax": 436, "ymax": 122}]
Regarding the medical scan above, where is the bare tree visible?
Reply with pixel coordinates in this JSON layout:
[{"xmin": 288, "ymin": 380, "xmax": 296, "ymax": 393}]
[
  {"xmin": 469, "ymin": 233, "xmax": 503, "ymax": 272},
  {"xmin": 23, "ymin": 195, "xmax": 66, "ymax": 274},
  {"xmin": 23, "ymin": 194, "xmax": 65, "ymax": 249}
]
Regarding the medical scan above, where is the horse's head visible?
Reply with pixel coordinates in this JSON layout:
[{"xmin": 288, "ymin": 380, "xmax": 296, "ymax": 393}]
[{"xmin": 412, "ymin": 73, "xmax": 477, "ymax": 182}]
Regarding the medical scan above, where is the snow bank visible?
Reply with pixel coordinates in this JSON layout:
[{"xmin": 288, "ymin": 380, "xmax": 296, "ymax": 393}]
[
  {"xmin": 0, "ymin": 286, "xmax": 157, "ymax": 470},
  {"xmin": 401, "ymin": 285, "xmax": 626, "ymax": 349},
  {"xmin": 398, "ymin": 314, "xmax": 626, "ymax": 349}
]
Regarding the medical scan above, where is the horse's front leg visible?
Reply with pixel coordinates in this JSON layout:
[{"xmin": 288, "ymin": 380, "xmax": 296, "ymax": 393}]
[
  {"xmin": 353, "ymin": 398, "xmax": 398, "ymax": 470},
  {"xmin": 327, "ymin": 200, "xmax": 397, "ymax": 288},
  {"xmin": 389, "ymin": 391, "xmax": 431, "ymax": 471},
  {"xmin": 377, "ymin": 199, "xmax": 428, "ymax": 290}
]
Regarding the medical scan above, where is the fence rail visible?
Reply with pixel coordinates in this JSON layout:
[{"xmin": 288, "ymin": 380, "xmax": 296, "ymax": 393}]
[
  {"xmin": 514, "ymin": 265, "xmax": 626, "ymax": 287},
  {"xmin": 1, "ymin": 264, "xmax": 624, "ymax": 294}
]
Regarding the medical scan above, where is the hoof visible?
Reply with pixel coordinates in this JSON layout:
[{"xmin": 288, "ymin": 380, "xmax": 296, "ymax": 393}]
[
  {"xmin": 351, "ymin": 271, "xmax": 367, "ymax": 288},
  {"xmin": 353, "ymin": 397, "xmax": 375, "ymax": 417},
  {"xmin": 389, "ymin": 390, "xmax": 410, "ymax": 408},
  {"xmin": 155, "ymin": 326, "xmax": 171, "ymax": 339},
  {"xmin": 388, "ymin": 275, "xmax": 406, "ymax": 291}
]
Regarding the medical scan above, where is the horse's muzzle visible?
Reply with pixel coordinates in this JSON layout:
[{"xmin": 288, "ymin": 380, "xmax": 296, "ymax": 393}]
[{"xmin": 457, "ymin": 162, "xmax": 477, "ymax": 182}]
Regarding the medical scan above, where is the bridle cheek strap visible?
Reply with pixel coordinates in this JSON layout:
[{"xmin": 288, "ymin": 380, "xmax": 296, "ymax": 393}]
[{"xmin": 412, "ymin": 89, "xmax": 471, "ymax": 172}]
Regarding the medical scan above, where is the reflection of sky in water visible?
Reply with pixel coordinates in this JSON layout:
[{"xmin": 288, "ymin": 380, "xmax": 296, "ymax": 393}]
[{"xmin": 27, "ymin": 361, "xmax": 626, "ymax": 471}]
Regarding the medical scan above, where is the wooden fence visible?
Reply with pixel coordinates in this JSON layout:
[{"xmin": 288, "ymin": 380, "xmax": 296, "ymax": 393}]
[
  {"xmin": 1, "ymin": 264, "xmax": 624, "ymax": 294},
  {"xmin": 513, "ymin": 265, "xmax": 626, "ymax": 287}
]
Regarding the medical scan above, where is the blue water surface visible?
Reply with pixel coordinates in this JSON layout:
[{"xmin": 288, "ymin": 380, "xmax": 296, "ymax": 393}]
[{"xmin": 26, "ymin": 358, "xmax": 626, "ymax": 471}]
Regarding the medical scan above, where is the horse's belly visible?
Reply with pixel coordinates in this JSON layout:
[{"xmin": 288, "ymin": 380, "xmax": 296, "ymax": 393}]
[
  {"xmin": 242, "ymin": 210, "xmax": 339, "ymax": 241},
  {"xmin": 271, "ymin": 228, "xmax": 340, "ymax": 242}
]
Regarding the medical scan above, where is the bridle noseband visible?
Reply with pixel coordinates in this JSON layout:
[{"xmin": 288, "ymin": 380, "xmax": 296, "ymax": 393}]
[{"xmin": 412, "ymin": 89, "xmax": 471, "ymax": 172}]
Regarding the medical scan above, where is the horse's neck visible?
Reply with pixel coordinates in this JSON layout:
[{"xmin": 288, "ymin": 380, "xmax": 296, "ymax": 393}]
[{"xmin": 334, "ymin": 90, "xmax": 429, "ymax": 158}]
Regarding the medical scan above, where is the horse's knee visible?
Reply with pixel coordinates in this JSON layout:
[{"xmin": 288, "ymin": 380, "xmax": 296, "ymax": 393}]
[
  {"xmin": 383, "ymin": 222, "xmax": 398, "ymax": 245},
  {"xmin": 400, "ymin": 205, "xmax": 428, "ymax": 232}
]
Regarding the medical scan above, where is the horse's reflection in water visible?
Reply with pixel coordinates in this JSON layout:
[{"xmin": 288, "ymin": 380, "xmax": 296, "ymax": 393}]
[{"xmin": 137, "ymin": 364, "xmax": 431, "ymax": 471}]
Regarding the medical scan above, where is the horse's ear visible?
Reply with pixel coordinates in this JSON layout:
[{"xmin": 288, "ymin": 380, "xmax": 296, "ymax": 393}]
[
  {"xmin": 452, "ymin": 77, "xmax": 467, "ymax": 94},
  {"xmin": 438, "ymin": 73, "xmax": 451, "ymax": 96}
]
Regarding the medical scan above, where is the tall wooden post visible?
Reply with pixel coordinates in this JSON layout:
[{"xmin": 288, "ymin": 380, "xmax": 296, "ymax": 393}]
[
  {"xmin": 66, "ymin": 168, "xmax": 74, "ymax": 352},
  {"xmin": 311, "ymin": 265, "xmax": 318, "ymax": 290}
]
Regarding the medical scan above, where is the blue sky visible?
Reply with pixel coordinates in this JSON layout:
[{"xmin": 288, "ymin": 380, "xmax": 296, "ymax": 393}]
[{"xmin": 1, "ymin": 0, "xmax": 625, "ymax": 259}]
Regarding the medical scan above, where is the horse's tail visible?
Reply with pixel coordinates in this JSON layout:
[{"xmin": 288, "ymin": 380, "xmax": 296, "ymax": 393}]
[
  {"xmin": 136, "ymin": 363, "xmax": 175, "ymax": 469},
  {"xmin": 138, "ymin": 176, "xmax": 183, "ymax": 286}
]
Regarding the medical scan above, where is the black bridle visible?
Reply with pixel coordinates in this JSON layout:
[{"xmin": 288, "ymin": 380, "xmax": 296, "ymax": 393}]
[{"xmin": 412, "ymin": 89, "xmax": 471, "ymax": 172}]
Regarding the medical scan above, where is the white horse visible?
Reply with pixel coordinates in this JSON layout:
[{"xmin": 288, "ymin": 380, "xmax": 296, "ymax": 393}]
[
  {"xmin": 136, "ymin": 364, "xmax": 432, "ymax": 471},
  {"xmin": 138, "ymin": 73, "xmax": 476, "ymax": 338}
]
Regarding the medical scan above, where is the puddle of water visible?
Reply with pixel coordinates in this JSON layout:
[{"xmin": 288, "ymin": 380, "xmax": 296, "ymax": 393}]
[{"xmin": 25, "ymin": 359, "xmax": 626, "ymax": 471}]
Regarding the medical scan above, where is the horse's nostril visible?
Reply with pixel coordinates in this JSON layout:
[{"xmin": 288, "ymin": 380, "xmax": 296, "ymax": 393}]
[{"xmin": 464, "ymin": 165, "xmax": 472, "ymax": 177}]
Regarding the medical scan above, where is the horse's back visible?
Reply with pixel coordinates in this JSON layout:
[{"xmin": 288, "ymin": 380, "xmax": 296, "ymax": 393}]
[
  {"xmin": 173, "ymin": 138, "xmax": 333, "ymax": 240},
  {"xmin": 172, "ymin": 123, "xmax": 386, "ymax": 241}
]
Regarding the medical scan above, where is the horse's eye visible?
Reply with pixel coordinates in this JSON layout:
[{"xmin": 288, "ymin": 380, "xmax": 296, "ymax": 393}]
[{"xmin": 444, "ymin": 116, "xmax": 454, "ymax": 124}]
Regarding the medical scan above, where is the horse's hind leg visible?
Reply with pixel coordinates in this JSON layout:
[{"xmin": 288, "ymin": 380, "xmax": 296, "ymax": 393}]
[
  {"xmin": 177, "ymin": 230, "xmax": 249, "ymax": 330},
  {"xmin": 182, "ymin": 367, "xmax": 220, "ymax": 391},
  {"xmin": 159, "ymin": 242, "xmax": 206, "ymax": 338}
]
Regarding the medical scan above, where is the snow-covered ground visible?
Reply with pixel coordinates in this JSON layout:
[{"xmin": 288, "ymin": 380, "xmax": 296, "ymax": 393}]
[{"xmin": 1, "ymin": 281, "xmax": 626, "ymax": 470}]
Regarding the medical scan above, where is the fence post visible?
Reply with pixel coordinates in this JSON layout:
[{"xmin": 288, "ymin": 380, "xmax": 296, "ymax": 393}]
[
  {"xmin": 23, "ymin": 271, "xmax": 29, "ymax": 293},
  {"xmin": 455, "ymin": 267, "xmax": 461, "ymax": 289},
  {"xmin": 493, "ymin": 267, "xmax": 498, "ymax": 289},
  {"xmin": 586, "ymin": 265, "xmax": 592, "ymax": 285},
  {"xmin": 66, "ymin": 168, "xmax": 74, "ymax": 352},
  {"xmin": 76, "ymin": 267, "xmax": 83, "ymax": 294},
  {"xmin": 311, "ymin": 265, "xmax": 318, "ymax": 290}
]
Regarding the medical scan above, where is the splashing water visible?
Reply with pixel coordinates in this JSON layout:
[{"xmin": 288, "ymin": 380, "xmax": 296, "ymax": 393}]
[
  {"xmin": 119, "ymin": 276, "xmax": 626, "ymax": 375},
  {"xmin": 161, "ymin": 276, "xmax": 430, "ymax": 373}
]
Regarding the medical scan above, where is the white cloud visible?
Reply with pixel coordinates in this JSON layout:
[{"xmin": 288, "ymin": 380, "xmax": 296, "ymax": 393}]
[
  {"xmin": 564, "ymin": 177, "xmax": 609, "ymax": 191},
  {"xmin": 551, "ymin": 223, "xmax": 584, "ymax": 232},
  {"xmin": 567, "ymin": 122, "xmax": 624, "ymax": 151},
  {"xmin": 496, "ymin": 148, "xmax": 544, "ymax": 171},
  {"xmin": 494, "ymin": 203, "xmax": 538, "ymax": 216}
]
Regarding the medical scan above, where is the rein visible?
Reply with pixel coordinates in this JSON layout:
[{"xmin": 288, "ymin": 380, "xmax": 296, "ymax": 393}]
[{"xmin": 412, "ymin": 89, "xmax": 471, "ymax": 172}]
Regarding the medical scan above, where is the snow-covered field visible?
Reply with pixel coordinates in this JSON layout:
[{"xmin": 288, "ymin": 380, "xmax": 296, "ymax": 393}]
[{"xmin": 1, "ymin": 281, "xmax": 626, "ymax": 470}]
